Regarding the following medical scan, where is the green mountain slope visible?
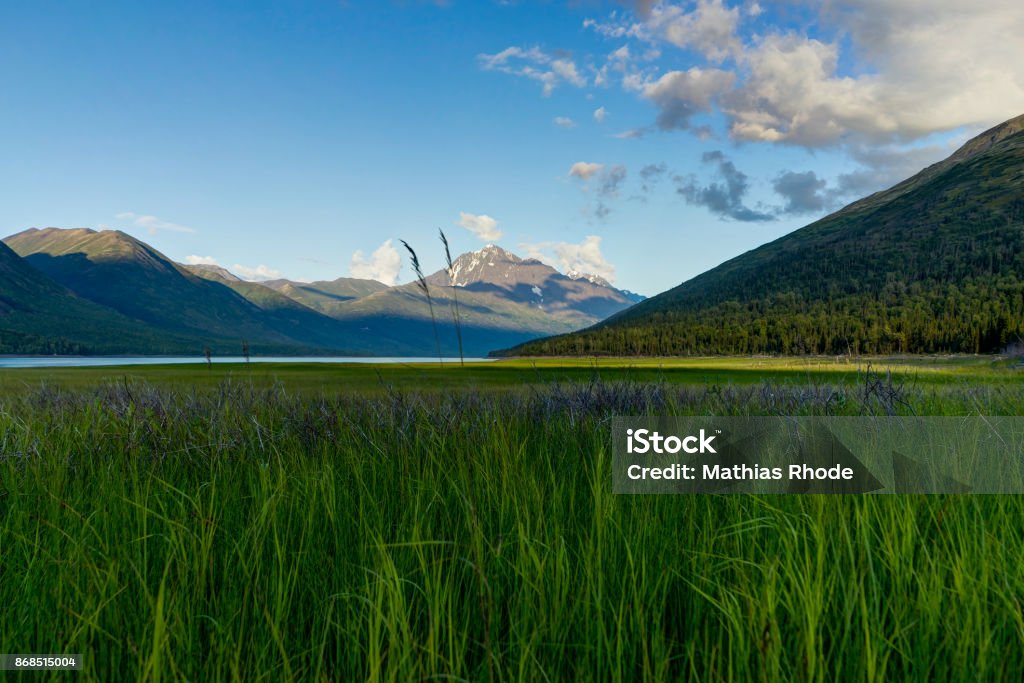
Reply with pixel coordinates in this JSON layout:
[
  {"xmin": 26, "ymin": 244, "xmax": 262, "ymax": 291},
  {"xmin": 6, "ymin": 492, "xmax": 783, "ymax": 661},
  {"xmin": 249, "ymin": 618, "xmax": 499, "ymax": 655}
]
[
  {"xmin": 1, "ymin": 231, "xmax": 640, "ymax": 357},
  {"xmin": 4, "ymin": 228, "xmax": 366, "ymax": 353},
  {"xmin": 506, "ymin": 114, "xmax": 1024, "ymax": 357},
  {"xmin": 0, "ymin": 241, "xmax": 201, "ymax": 353},
  {"xmin": 190, "ymin": 262, "xmax": 560, "ymax": 356},
  {"xmin": 183, "ymin": 265, "xmax": 419, "ymax": 354}
]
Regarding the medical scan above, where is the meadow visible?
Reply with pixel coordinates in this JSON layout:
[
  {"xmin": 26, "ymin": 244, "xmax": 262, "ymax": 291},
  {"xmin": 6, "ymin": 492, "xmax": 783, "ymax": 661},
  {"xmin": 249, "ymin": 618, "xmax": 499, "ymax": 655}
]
[{"xmin": 1, "ymin": 357, "xmax": 1023, "ymax": 680}]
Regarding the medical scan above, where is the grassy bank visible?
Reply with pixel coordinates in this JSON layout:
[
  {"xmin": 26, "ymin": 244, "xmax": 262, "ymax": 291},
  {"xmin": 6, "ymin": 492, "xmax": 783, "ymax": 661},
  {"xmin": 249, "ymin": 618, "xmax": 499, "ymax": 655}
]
[
  {"xmin": 0, "ymin": 354, "xmax": 1018, "ymax": 395},
  {"xmin": 1, "ymin": 363, "xmax": 1023, "ymax": 680}
]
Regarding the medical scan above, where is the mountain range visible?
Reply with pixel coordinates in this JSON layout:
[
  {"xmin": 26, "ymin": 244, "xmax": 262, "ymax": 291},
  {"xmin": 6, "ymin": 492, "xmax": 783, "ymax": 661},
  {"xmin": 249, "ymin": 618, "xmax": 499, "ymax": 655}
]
[
  {"xmin": 506, "ymin": 113, "xmax": 1024, "ymax": 357},
  {"xmin": 0, "ymin": 230, "xmax": 642, "ymax": 356},
  {"xmin": 8, "ymin": 111, "xmax": 1023, "ymax": 360}
]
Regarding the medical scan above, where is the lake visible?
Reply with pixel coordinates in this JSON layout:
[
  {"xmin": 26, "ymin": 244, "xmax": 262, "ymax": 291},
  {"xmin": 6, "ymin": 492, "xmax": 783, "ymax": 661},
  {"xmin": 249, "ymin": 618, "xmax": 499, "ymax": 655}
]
[{"xmin": 0, "ymin": 356, "xmax": 496, "ymax": 369}]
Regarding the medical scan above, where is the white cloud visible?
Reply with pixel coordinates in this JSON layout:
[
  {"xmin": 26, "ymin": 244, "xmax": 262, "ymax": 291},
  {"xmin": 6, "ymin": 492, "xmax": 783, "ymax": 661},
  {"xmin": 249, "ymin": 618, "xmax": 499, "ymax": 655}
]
[
  {"xmin": 350, "ymin": 239, "xmax": 402, "ymax": 285},
  {"xmin": 115, "ymin": 211, "xmax": 195, "ymax": 235},
  {"xmin": 569, "ymin": 161, "xmax": 604, "ymax": 180},
  {"xmin": 520, "ymin": 235, "xmax": 616, "ymax": 283},
  {"xmin": 551, "ymin": 59, "xmax": 586, "ymax": 87},
  {"xmin": 593, "ymin": 106, "xmax": 608, "ymax": 123},
  {"xmin": 582, "ymin": 1, "xmax": 1024, "ymax": 148},
  {"xmin": 586, "ymin": 1, "xmax": 741, "ymax": 62},
  {"xmin": 763, "ymin": 0, "xmax": 1024, "ymax": 144},
  {"xmin": 648, "ymin": 0, "xmax": 742, "ymax": 62},
  {"xmin": 554, "ymin": 116, "xmax": 576, "ymax": 128},
  {"xmin": 478, "ymin": 46, "xmax": 587, "ymax": 96},
  {"xmin": 231, "ymin": 263, "xmax": 285, "ymax": 282},
  {"xmin": 458, "ymin": 212, "xmax": 503, "ymax": 241},
  {"xmin": 583, "ymin": 15, "xmax": 645, "ymax": 40},
  {"xmin": 642, "ymin": 67, "xmax": 735, "ymax": 131},
  {"xmin": 184, "ymin": 255, "xmax": 219, "ymax": 266}
]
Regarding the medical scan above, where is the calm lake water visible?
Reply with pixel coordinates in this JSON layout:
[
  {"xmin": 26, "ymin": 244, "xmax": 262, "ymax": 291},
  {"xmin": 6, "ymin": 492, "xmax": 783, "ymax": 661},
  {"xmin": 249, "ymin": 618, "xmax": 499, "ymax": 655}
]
[{"xmin": 0, "ymin": 356, "xmax": 496, "ymax": 369}]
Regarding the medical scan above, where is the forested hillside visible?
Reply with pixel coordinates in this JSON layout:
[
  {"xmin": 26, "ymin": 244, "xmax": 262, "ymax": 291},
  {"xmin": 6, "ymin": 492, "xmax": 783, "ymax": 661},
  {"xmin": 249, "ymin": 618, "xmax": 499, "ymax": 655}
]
[{"xmin": 506, "ymin": 116, "xmax": 1024, "ymax": 356}]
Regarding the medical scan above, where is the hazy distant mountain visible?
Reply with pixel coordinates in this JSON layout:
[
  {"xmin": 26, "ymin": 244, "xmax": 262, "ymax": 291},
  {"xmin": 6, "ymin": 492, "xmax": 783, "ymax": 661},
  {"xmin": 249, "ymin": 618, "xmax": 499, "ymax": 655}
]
[
  {"xmin": 182, "ymin": 263, "xmax": 418, "ymax": 353},
  {"xmin": 1, "ymin": 231, "xmax": 643, "ymax": 357},
  {"xmin": 4, "ymin": 228, "xmax": 378, "ymax": 354},
  {"xmin": 187, "ymin": 244, "xmax": 644, "ymax": 356},
  {"xmin": 262, "ymin": 277, "xmax": 388, "ymax": 317},
  {"xmin": 506, "ymin": 113, "xmax": 1024, "ymax": 357},
  {"xmin": 324, "ymin": 244, "xmax": 643, "ymax": 355}
]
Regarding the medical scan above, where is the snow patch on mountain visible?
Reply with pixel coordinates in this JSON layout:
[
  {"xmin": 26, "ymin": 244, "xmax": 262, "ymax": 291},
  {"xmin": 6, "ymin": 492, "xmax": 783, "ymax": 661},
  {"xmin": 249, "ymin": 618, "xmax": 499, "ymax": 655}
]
[{"xmin": 566, "ymin": 269, "xmax": 612, "ymax": 287}]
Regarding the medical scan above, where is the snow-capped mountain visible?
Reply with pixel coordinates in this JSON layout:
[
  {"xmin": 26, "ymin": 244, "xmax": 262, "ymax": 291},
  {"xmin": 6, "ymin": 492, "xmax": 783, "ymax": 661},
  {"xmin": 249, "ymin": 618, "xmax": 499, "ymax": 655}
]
[{"xmin": 427, "ymin": 244, "xmax": 643, "ymax": 317}]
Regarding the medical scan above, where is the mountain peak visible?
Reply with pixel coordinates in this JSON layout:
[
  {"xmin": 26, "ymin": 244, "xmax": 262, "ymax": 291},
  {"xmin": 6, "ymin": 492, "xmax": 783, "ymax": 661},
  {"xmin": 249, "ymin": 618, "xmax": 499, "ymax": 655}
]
[
  {"xmin": 946, "ymin": 112, "xmax": 1024, "ymax": 166},
  {"xmin": 566, "ymin": 269, "xmax": 611, "ymax": 287},
  {"xmin": 475, "ymin": 243, "xmax": 516, "ymax": 258},
  {"xmin": 185, "ymin": 263, "xmax": 243, "ymax": 282},
  {"xmin": 4, "ymin": 226, "xmax": 157, "ymax": 263},
  {"xmin": 446, "ymin": 244, "xmax": 525, "ymax": 286}
]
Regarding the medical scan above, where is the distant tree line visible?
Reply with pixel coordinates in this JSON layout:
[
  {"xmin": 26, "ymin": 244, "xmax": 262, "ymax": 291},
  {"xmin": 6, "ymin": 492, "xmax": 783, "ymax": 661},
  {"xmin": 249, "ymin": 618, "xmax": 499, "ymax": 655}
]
[
  {"xmin": 0, "ymin": 330, "xmax": 89, "ymax": 355},
  {"xmin": 515, "ymin": 277, "xmax": 1024, "ymax": 356},
  {"xmin": 514, "ymin": 160, "xmax": 1024, "ymax": 358}
]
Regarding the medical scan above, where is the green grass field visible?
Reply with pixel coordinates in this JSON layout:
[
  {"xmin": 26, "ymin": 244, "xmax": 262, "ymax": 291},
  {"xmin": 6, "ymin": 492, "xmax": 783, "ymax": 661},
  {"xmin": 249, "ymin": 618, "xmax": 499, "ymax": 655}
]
[
  {"xmin": 1, "ymin": 357, "xmax": 1023, "ymax": 680},
  {"xmin": 0, "ymin": 354, "xmax": 1017, "ymax": 393}
]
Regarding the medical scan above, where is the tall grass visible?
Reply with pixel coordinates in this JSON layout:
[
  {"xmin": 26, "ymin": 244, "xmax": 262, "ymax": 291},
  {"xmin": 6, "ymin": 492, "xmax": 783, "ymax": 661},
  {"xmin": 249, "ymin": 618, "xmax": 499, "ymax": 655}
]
[
  {"xmin": 439, "ymin": 229, "xmax": 465, "ymax": 367},
  {"xmin": 1, "ymin": 379, "xmax": 1023, "ymax": 680},
  {"xmin": 400, "ymin": 240, "xmax": 442, "ymax": 365}
]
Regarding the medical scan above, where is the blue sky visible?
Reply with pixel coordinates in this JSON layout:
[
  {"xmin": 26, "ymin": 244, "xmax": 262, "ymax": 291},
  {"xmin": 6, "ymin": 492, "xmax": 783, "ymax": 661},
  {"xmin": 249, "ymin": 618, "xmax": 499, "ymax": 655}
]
[{"xmin": 2, "ymin": 1, "xmax": 1022, "ymax": 294}]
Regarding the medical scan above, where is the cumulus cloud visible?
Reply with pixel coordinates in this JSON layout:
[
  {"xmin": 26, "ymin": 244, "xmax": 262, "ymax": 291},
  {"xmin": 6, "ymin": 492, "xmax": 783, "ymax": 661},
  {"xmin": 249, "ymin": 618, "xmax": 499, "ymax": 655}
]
[
  {"xmin": 554, "ymin": 116, "xmax": 576, "ymax": 128},
  {"xmin": 478, "ymin": 46, "xmax": 587, "ymax": 96},
  {"xmin": 583, "ymin": 16, "xmax": 640, "ymax": 41},
  {"xmin": 231, "ymin": 263, "xmax": 285, "ymax": 282},
  {"xmin": 458, "ymin": 212, "xmax": 503, "ymax": 241},
  {"xmin": 723, "ymin": 33, "xmax": 890, "ymax": 146},
  {"xmin": 520, "ymin": 235, "xmax": 616, "ymax": 282},
  {"xmin": 350, "ymin": 239, "xmax": 402, "ymax": 285},
  {"xmin": 569, "ymin": 161, "xmax": 605, "ymax": 180},
  {"xmin": 593, "ymin": 106, "xmax": 608, "ymax": 123},
  {"xmin": 589, "ymin": 1, "xmax": 741, "ymax": 62},
  {"xmin": 675, "ymin": 150, "xmax": 773, "ymax": 222},
  {"xmin": 641, "ymin": 67, "xmax": 735, "ymax": 131},
  {"xmin": 837, "ymin": 142, "xmax": 952, "ymax": 194},
  {"xmin": 647, "ymin": 0, "xmax": 742, "ymax": 62},
  {"xmin": 762, "ymin": 3, "xmax": 1023, "ymax": 144},
  {"xmin": 772, "ymin": 171, "xmax": 834, "ymax": 215},
  {"xmin": 116, "ymin": 211, "xmax": 195, "ymax": 235},
  {"xmin": 629, "ymin": 0, "xmax": 658, "ymax": 19},
  {"xmin": 771, "ymin": 141, "xmax": 952, "ymax": 214},
  {"xmin": 184, "ymin": 255, "xmax": 219, "ymax": 266},
  {"xmin": 584, "ymin": 1, "xmax": 1024, "ymax": 148},
  {"xmin": 593, "ymin": 42, "xmax": 654, "ymax": 88}
]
